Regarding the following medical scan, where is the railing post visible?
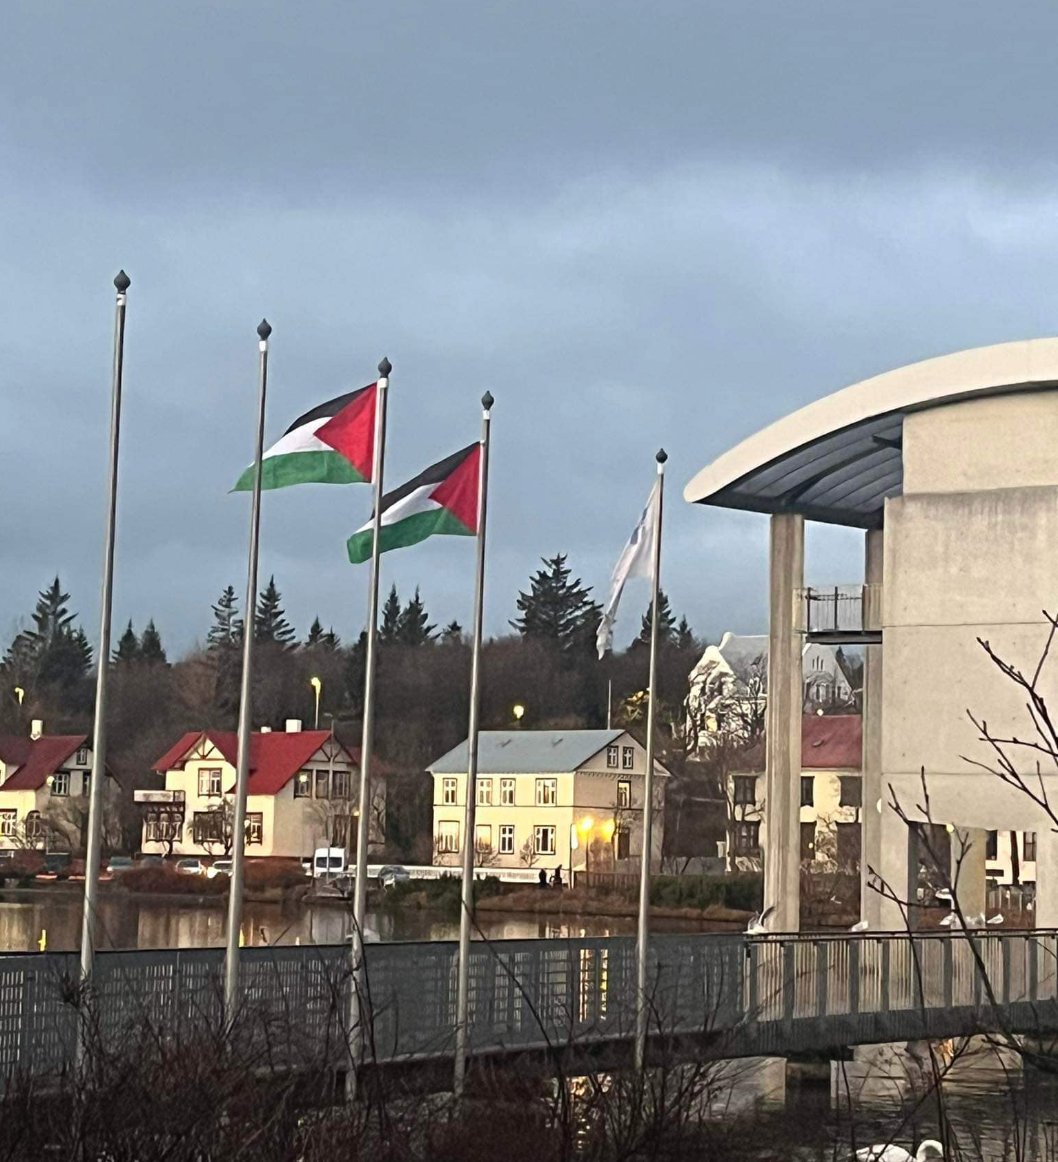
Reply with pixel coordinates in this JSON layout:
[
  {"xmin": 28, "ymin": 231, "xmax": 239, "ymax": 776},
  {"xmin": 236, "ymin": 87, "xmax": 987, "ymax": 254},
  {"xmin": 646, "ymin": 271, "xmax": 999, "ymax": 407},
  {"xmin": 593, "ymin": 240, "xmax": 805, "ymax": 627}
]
[
  {"xmin": 1029, "ymin": 934, "xmax": 1039, "ymax": 1002},
  {"xmin": 747, "ymin": 940, "xmax": 759, "ymax": 1021},
  {"xmin": 942, "ymin": 935, "xmax": 953, "ymax": 1011},
  {"xmin": 815, "ymin": 941, "xmax": 827, "ymax": 1018},
  {"xmin": 849, "ymin": 938, "xmax": 860, "ymax": 1015},
  {"xmin": 880, "ymin": 939, "xmax": 891, "ymax": 1013},
  {"xmin": 1001, "ymin": 935, "xmax": 1012, "ymax": 1007},
  {"xmin": 782, "ymin": 941, "xmax": 796, "ymax": 1029}
]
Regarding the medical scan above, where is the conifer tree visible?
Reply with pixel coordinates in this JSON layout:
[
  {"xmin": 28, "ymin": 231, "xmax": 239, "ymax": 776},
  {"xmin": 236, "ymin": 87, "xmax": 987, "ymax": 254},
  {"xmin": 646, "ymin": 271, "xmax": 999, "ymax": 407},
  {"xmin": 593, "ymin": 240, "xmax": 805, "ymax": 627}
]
[
  {"xmin": 306, "ymin": 617, "xmax": 342, "ymax": 651},
  {"xmin": 3, "ymin": 578, "xmax": 92, "ymax": 688},
  {"xmin": 379, "ymin": 585, "xmax": 402, "ymax": 644},
  {"xmin": 139, "ymin": 619, "xmax": 167, "ymax": 664},
  {"xmin": 512, "ymin": 554, "xmax": 601, "ymax": 653},
  {"xmin": 396, "ymin": 587, "xmax": 436, "ymax": 646},
  {"xmin": 254, "ymin": 576, "xmax": 296, "ymax": 646},
  {"xmin": 113, "ymin": 621, "xmax": 140, "ymax": 664},
  {"xmin": 306, "ymin": 617, "xmax": 325, "ymax": 647},
  {"xmin": 440, "ymin": 620, "xmax": 463, "ymax": 644},
  {"xmin": 634, "ymin": 591, "xmax": 677, "ymax": 649},
  {"xmin": 675, "ymin": 615, "xmax": 697, "ymax": 653},
  {"xmin": 207, "ymin": 586, "xmax": 242, "ymax": 650}
]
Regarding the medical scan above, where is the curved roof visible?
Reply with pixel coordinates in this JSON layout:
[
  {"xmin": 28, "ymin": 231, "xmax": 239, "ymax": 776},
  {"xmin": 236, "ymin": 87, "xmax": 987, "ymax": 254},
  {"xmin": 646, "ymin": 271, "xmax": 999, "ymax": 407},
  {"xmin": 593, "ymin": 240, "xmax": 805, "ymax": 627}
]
[{"xmin": 683, "ymin": 338, "xmax": 1058, "ymax": 527}]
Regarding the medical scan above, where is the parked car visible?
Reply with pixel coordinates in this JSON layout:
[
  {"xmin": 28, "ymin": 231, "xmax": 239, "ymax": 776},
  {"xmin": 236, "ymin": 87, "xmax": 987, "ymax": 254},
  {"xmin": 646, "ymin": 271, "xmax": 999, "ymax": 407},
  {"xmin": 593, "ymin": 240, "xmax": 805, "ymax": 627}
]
[
  {"xmin": 106, "ymin": 856, "xmax": 135, "ymax": 875},
  {"xmin": 175, "ymin": 858, "xmax": 205, "ymax": 875},
  {"xmin": 137, "ymin": 854, "xmax": 164, "ymax": 867},
  {"xmin": 207, "ymin": 859, "xmax": 233, "ymax": 879},
  {"xmin": 377, "ymin": 865, "xmax": 410, "ymax": 889}
]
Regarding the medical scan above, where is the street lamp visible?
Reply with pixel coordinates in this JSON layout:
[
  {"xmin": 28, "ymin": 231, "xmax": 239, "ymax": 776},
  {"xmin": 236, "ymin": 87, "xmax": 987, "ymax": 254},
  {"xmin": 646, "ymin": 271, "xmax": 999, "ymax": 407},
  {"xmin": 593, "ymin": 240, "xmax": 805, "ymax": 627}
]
[
  {"xmin": 309, "ymin": 677, "xmax": 322, "ymax": 729},
  {"xmin": 512, "ymin": 703, "xmax": 525, "ymax": 726},
  {"xmin": 13, "ymin": 687, "xmax": 24, "ymax": 706}
]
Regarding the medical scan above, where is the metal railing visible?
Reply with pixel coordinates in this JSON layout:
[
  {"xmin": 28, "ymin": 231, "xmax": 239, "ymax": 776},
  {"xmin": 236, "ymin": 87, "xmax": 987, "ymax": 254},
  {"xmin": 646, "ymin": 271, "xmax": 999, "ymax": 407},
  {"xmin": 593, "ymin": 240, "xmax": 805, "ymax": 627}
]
[
  {"xmin": 0, "ymin": 930, "xmax": 1054, "ymax": 1080},
  {"xmin": 800, "ymin": 584, "xmax": 882, "ymax": 637}
]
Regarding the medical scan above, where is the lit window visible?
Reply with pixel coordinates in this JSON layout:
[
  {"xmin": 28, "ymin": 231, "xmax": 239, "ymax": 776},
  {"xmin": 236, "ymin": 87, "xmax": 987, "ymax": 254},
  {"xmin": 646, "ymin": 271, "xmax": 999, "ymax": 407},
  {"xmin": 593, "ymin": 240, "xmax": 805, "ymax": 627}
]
[
  {"xmin": 535, "ymin": 779, "xmax": 557, "ymax": 806},
  {"xmin": 437, "ymin": 821, "xmax": 459, "ymax": 853},
  {"xmin": 246, "ymin": 813, "xmax": 263, "ymax": 845},
  {"xmin": 606, "ymin": 745, "xmax": 619, "ymax": 769},
  {"xmin": 50, "ymin": 771, "xmax": 70, "ymax": 797},
  {"xmin": 622, "ymin": 747, "xmax": 634, "ymax": 770},
  {"xmin": 477, "ymin": 779, "xmax": 493, "ymax": 806},
  {"xmin": 294, "ymin": 770, "xmax": 311, "ymax": 798},
  {"xmin": 617, "ymin": 780, "xmax": 631, "ymax": 809},
  {"xmin": 499, "ymin": 824, "xmax": 515, "ymax": 854},
  {"xmin": 534, "ymin": 825, "xmax": 556, "ymax": 856},
  {"xmin": 442, "ymin": 778, "xmax": 458, "ymax": 805},
  {"xmin": 500, "ymin": 778, "xmax": 515, "ymax": 805},
  {"xmin": 198, "ymin": 769, "xmax": 222, "ymax": 797}
]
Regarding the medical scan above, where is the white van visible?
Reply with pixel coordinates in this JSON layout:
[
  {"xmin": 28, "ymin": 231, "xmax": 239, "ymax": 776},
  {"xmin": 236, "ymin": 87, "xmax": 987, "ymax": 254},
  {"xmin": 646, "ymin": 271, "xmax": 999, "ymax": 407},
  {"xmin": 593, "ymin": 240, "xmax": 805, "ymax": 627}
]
[{"xmin": 312, "ymin": 847, "xmax": 347, "ymax": 878}]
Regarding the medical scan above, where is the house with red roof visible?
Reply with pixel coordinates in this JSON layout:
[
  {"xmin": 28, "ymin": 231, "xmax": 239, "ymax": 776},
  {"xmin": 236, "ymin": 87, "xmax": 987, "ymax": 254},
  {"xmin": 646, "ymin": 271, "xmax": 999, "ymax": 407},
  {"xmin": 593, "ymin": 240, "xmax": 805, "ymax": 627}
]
[
  {"xmin": 0, "ymin": 720, "xmax": 94, "ymax": 850},
  {"xmin": 727, "ymin": 714, "xmax": 863, "ymax": 872},
  {"xmin": 140, "ymin": 720, "xmax": 383, "ymax": 861}
]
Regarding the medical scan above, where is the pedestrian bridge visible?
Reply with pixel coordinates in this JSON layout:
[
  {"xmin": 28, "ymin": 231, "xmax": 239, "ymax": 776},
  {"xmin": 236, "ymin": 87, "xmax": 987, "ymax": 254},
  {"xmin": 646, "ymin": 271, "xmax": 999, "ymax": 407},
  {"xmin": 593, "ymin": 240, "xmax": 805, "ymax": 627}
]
[{"xmin": 2, "ymin": 930, "xmax": 1056, "ymax": 1079}]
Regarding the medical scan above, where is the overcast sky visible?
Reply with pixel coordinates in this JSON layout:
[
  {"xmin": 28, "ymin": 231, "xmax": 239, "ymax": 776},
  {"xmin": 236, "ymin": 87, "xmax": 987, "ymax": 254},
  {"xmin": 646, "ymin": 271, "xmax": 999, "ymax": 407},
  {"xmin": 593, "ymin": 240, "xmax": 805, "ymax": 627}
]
[{"xmin": 4, "ymin": 1, "xmax": 1058, "ymax": 656}]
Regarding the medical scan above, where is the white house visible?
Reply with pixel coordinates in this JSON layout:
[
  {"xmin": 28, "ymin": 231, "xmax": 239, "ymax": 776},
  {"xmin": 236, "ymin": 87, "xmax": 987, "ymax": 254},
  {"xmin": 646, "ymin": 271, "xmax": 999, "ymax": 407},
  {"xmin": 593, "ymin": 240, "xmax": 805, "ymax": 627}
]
[
  {"xmin": 140, "ymin": 721, "xmax": 384, "ymax": 861},
  {"xmin": 0, "ymin": 720, "xmax": 95, "ymax": 850},
  {"xmin": 427, "ymin": 729, "xmax": 668, "ymax": 876}
]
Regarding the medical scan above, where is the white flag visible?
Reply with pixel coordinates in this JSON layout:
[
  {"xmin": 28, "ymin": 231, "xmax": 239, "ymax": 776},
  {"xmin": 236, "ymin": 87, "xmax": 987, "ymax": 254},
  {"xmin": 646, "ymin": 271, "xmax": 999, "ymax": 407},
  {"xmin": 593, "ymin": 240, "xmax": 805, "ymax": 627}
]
[{"xmin": 596, "ymin": 478, "xmax": 660, "ymax": 659}]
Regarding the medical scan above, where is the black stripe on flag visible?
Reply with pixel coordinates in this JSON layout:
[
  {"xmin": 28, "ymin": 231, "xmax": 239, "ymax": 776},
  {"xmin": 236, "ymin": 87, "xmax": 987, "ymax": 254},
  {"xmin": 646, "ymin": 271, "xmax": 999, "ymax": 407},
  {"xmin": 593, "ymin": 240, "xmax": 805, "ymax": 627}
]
[
  {"xmin": 282, "ymin": 383, "xmax": 373, "ymax": 436},
  {"xmin": 379, "ymin": 443, "xmax": 478, "ymax": 514}
]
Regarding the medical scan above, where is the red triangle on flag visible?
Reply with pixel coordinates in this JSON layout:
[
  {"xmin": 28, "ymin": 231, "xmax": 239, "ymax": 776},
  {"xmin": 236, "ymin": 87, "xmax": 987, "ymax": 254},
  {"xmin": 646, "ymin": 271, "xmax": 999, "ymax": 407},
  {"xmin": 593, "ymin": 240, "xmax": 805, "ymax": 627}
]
[
  {"xmin": 316, "ymin": 383, "xmax": 377, "ymax": 481},
  {"xmin": 429, "ymin": 443, "xmax": 480, "ymax": 533}
]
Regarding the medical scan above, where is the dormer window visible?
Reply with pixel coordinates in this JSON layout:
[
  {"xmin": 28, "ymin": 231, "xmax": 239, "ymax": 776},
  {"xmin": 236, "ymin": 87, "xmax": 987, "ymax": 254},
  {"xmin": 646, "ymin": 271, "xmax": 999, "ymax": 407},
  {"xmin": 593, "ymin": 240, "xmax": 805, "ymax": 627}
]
[
  {"xmin": 49, "ymin": 771, "xmax": 70, "ymax": 797},
  {"xmin": 76, "ymin": 747, "xmax": 88, "ymax": 767}
]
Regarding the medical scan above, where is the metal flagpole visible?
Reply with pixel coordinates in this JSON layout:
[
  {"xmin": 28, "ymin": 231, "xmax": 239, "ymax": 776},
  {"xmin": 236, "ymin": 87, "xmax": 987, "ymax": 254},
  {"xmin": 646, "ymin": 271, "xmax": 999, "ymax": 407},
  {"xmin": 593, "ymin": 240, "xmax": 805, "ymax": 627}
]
[
  {"xmin": 223, "ymin": 319, "xmax": 272, "ymax": 1026},
  {"xmin": 347, "ymin": 357, "xmax": 391, "ymax": 1089},
  {"xmin": 633, "ymin": 448, "xmax": 666, "ymax": 1072},
  {"xmin": 78, "ymin": 271, "xmax": 131, "ymax": 1047},
  {"xmin": 453, "ymin": 390, "xmax": 494, "ymax": 1098}
]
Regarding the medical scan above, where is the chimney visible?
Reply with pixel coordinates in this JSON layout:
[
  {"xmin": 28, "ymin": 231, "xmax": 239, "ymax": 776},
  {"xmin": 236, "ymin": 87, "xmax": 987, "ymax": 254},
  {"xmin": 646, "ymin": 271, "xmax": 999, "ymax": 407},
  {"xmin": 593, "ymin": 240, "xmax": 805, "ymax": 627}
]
[
  {"xmin": 285, "ymin": 719, "xmax": 303, "ymax": 734},
  {"xmin": 30, "ymin": 720, "xmax": 43, "ymax": 741}
]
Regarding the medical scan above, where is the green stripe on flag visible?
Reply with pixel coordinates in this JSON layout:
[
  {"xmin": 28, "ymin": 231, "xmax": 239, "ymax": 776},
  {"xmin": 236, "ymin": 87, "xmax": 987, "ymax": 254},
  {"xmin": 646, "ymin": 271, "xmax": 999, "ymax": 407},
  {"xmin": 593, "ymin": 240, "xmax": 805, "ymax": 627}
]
[
  {"xmin": 233, "ymin": 450, "xmax": 368, "ymax": 492},
  {"xmin": 347, "ymin": 508, "xmax": 473, "ymax": 564}
]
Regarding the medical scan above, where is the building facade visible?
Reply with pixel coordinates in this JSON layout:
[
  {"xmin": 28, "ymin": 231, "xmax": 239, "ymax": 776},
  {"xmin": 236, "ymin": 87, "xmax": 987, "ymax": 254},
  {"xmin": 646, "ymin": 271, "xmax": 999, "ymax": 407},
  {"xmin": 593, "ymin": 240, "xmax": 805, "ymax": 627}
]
[
  {"xmin": 427, "ymin": 729, "xmax": 667, "ymax": 876},
  {"xmin": 141, "ymin": 722, "xmax": 383, "ymax": 860},
  {"xmin": 0, "ymin": 721, "xmax": 94, "ymax": 851}
]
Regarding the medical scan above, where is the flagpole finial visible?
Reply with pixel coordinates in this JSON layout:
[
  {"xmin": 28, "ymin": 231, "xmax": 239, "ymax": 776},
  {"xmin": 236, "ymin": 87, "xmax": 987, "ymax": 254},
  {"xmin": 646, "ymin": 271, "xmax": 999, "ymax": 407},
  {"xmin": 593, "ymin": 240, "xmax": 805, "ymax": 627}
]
[
  {"xmin": 257, "ymin": 319, "xmax": 272, "ymax": 341},
  {"xmin": 114, "ymin": 270, "xmax": 131, "ymax": 293},
  {"xmin": 378, "ymin": 356, "xmax": 392, "ymax": 378},
  {"xmin": 656, "ymin": 448, "xmax": 668, "ymax": 464},
  {"xmin": 481, "ymin": 390, "xmax": 494, "ymax": 412}
]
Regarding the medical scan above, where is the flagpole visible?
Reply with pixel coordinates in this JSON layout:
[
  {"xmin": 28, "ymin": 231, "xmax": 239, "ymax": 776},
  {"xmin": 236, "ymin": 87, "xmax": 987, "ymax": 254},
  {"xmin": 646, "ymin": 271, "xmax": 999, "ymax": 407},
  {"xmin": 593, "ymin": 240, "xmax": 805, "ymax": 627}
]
[
  {"xmin": 633, "ymin": 448, "xmax": 666, "ymax": 1072},
  {"xmin": 453, "ymin": 390, "xmax": 494, "ymax": 1099},
  {"xmin": 223, "ymin": 319, "xmax": 272, "ymax": 1026},
  {"xmin": 348, "ymin": 356, "xmax": 391, "ymax": 1088},
  {"xmin": 78, "ymin": 271, "xmax": 130, "ymax": 1049}
]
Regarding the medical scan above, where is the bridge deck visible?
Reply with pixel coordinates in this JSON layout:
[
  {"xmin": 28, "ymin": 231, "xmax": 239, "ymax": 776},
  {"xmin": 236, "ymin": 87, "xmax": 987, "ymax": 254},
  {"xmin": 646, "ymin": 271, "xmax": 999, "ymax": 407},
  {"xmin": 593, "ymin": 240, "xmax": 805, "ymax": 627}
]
[{"xmin": 0, "ymin": 930, "xmax": 1054, "ymax": 1079}]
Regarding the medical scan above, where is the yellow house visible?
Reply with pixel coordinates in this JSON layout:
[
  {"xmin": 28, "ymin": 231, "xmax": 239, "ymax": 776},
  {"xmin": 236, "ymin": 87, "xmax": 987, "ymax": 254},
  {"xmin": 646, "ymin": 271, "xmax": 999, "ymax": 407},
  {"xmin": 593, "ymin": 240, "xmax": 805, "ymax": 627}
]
[
  {"xmin": 140, "ymin": 721, "xmax": 384, "ymax": 861},
  {"xmin": 0, "ymin": 720, "xmax": 94, "ymax": 850},
  {"xmin": 427, "ymin": 729, "xmax": 668, "ymax": 876}
]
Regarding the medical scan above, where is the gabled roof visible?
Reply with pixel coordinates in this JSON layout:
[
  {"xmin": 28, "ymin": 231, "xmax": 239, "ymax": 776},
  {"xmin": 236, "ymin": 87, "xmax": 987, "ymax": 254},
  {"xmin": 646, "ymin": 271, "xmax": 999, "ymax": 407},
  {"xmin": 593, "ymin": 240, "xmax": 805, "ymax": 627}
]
[
  {"xmin": 738, "ymin": 715, "xmax": 862, "ymax": 772},
  {"xmin": 0, "ymin": 735, "xmax": 88, "ymax": 791},
  {"xmin": 154, "ymin": 730, "xmax": 361, "ymax": 795},
  {"xmin": 429, "ymin": 730, "xmax": 627, "ymax": 775}
]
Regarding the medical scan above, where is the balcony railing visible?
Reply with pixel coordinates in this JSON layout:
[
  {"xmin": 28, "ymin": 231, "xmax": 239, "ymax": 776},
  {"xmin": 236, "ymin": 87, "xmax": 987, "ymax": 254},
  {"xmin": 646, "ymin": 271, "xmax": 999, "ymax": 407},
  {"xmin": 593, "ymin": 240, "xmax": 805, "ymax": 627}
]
[{"xmin": 800, "ymin": 584, "xmax": 882, "ymax": 642}]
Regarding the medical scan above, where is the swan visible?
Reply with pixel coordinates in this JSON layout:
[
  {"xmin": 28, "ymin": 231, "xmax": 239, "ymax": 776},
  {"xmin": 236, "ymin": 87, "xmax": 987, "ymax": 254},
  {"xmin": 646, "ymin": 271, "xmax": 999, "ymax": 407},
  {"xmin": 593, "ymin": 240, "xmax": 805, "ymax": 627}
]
[
  {"xmin": 855, "ymin": 1139, "xmax": 944, "ymax": 1161},
  {"xmin": 746, "ymin": 904, "xmax": 775, "ymax": 935},
  {"xmin": 849, "ymin": 919, "xmax": 869, "ymax": 932},
  {"xmin": 987, "ymin": 913, "xmax": 1003, "ymax": 925}
]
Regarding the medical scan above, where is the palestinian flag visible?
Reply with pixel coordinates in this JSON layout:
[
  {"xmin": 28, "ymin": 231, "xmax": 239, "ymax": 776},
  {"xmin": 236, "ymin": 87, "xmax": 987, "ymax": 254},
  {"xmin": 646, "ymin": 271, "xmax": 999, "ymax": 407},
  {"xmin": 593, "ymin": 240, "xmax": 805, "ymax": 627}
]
[
  {"xmin": 347, "ymin": 443, "xmax": 480, "ymax": 563},
  {"xmin": 233, "ymin": 383, "xmax": 377, "ymax": 491}
]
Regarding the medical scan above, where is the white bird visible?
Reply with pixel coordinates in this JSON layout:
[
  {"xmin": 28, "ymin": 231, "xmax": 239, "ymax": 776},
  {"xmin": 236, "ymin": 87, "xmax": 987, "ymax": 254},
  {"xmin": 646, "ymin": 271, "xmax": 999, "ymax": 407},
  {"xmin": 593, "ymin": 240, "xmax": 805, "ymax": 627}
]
[
  {"xmin": 746, "ymin": 904, "xmax": 775, "ymax": 935},
  {"xmin": 856, "ymin": 1138, "xmax": 944, "ymax": 1161},
  {"xmin": 987, "ymin": 913, "xmax": 1004, "ymax": 926},
  {"xmin": 849, "ymin": 919, "xmax": 870, "ymax": 932},
  {"xmin": 965, "ymin": 913, "xmax": 985, "ymax": 927},
  {"xmin": 938, "ymin": 912, "xmax": 956, "ymax": 928}
]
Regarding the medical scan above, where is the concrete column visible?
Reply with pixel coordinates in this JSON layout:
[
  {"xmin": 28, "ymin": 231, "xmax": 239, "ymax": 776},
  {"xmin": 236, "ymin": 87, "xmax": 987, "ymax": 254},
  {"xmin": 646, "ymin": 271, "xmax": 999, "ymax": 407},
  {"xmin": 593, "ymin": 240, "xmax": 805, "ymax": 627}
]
[
  {"xmin": 876, "ymin": 804, "xmax": 910, "ymax": 929},
  {"xmin": 764, "ymin": 513, "xmax": 804, "ymax": 932},
  {"xmin": 1035, "ymin": 830, "xmax": 1058, "ymax": 929},
  {"xmin": 861, "ymin": 528, "xmax": 884, "ymax": 927},
  {"xmin": 952, "ymin": 826, "xmax": 988, "ymax": 920}
]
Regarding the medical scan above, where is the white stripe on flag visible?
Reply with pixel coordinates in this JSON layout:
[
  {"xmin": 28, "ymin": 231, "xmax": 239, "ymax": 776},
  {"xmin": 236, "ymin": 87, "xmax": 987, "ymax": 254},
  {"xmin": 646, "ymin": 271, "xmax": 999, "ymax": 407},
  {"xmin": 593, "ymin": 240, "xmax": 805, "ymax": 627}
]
[
  {"xmin": 260, "ymin": 417, "xmax": 331, "ymax": 459},
  {"xmin": 596, "ymin": 478, "xmax": 660, "ymax": 659},
  {"xmin": 351, "ymin": 484, "xmax": 441, "ymax": 535}
]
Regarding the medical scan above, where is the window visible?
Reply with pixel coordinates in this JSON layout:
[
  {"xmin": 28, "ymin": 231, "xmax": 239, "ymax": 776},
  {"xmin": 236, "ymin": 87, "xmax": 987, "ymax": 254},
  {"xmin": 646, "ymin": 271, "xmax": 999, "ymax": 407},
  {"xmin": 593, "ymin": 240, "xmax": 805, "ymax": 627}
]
[
  {"xmin": 0, "ymin": 811, "xmax": 17, "ymax": 838},
  {"xmin": 192, "ymin": 811, "xmax": 226, "ymax": 845},
  {"xmin": 622, "ymin": 746, "xmax": 634, "ymax": 770},
  {"xmin": 49, "ymin": 771, "xmax": 70, "ymax": 797},
  {"xmin": 24, "ymin": 811, "xmax": 43, "ymax": 841},
  {"xmin": 81, "ymin": 773, "xmax": 90, "ymax": 799},
  {"xmin": 617, "ymin": 780, "xmax": 631, "ymax": 809},
  {"xmin": 732, "ymin": 821, "xmax": 760, "ymax": 856},
  {"xmin": 246, "ymin": 813, "xmax": 263, "ymax": 845},
  {"xmin": 198, "ymin": 769, "xmax": 222, "ymax": 797},
  {"xmin": 616, "ymin": 827, "xmax": 630, "ymax": 861},
  {"xmin": 836, "ymin": 822, "xmax": 861, "ymax": 867},
  {"xmin": 145, "ymin": 810, "xmax": 182, "ymax": 843},
  {"xmin": 986, "ymin": 830, "xmax": 998, "ymax": 860},
  {"xmin": 839, "ymin": 776, "xmax": 862, "ymax": 809},
  {"xmin": 800, "ymin": 821, "xmax": 816, "ymax": 861},
  {"xmin": 1024, "ymin": 831, "xmax": 1038, "ymax": 861},
  {"xmin": 475, "ymin": 824, "xmax": 492, "ymax": 855},
  {"xmin": 331, "ymin": 769, "xmax": 350, "ymax": 799},
  {"xmin": 606, "ymin": 745, "xmax": 619, "ymax": 769},
  {"xmin": 437, "ymin": 820, "xmax": 459, "ymax": 853},
  {"xmin": 534, "ymin": 825, "xmax": 556, "ymax": 856},
  {"xmin": 442, "ymin": 778, "xmax": 458, "ymax": 805},
  {"xmin": 294, "ymin": 770, "xmax": 311, "ymax": 798},
  {"xmin": 500, "ymin": 778, "xmax": 516, "ymax": 806},
  {"xmin": 535, "ymin": 778, "xmax": 557, "ymax": 806},
  {"xmin": 314, "ymin": 770, "xmax": 330, "ymax": 800},
  {"xmin": 499, "ymin": 824, "xmax": 515, "ymax": 854},
  {"xmin": 800, "ymin": 776, "xmax": 814, "ymax": 808},
  {"xmin": 76, "ymin": 747, "xmax": 88, "ymax": 767},
  {"xmin": 733, "ymin": 776, "xmax": 756, "ymax": 806},
  {"xmin": 477, "ymin": 779, "xmax": 493, "ymax": 806}
]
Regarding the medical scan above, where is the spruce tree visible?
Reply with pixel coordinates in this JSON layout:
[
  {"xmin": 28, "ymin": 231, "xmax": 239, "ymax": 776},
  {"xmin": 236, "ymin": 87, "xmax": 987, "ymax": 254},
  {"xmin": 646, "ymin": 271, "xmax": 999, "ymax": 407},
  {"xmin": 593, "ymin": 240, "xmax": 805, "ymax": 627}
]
[
  {"xmin": 512, "ymin": 554, "xmax": 601, "ymax": 652},
  {"xmin": 306, "ymin": 617, "xmax": 325, "ymax": 647},
  {"xmin": 396, "ymin": 587, "xmax": 436, "ymax": 646},
  {"xmin": 139, "ymin": 619, "xmax": 167, "ymax": 664},
  {"xmin": 254, "ymin": 576, "xmax": 296, "ymax": 646},
  {"xmin": 207, "ymin": 586, "xmax": 242, "ymax": 650},
  {"xmin": 440, "ymin": 620, "xmax": 463, "ymax": 644},
  {"xmin": 675, "ymin": 615, "xmax": 697, "ymax": 653},
  {"xmin": 379, "ymin": 585, "xmax": 402, "ymax": 644},
  {"xmin": 634, "ymin": 591, "xmax": 677, "ymax": 649},
  {"xmin": 306, "ymin": 617, "xmax": 342, "ymax": 651},
  {"xmin": 4, "ymin": 578, "xmax": 92, "ymax": 687},
  {"xmin": 113, "ymin": 621, "xmax": 140, "ymax": 664}
]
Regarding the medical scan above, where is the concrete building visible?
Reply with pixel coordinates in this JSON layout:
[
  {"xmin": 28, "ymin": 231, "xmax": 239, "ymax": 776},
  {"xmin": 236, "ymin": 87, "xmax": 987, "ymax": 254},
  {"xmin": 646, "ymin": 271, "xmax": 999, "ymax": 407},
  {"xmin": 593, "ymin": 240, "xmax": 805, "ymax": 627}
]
[
  {"xmin": 0, "ymin": 721, "xmax": 94, "ymax": 850},
  {"xmin": 427, "ymin": 729, "xmax": 668, "ymax": 876},
  {"xmin": 685, "ymin": 339, "xmax": 1058, "ymax": 930},
  {"xmin": 141, "ymin": 722, "xmax": 383, "ymax": 861},
  {"xmin": 727, "ymin": 714, "xmax": 863, "ymax": 872}
]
